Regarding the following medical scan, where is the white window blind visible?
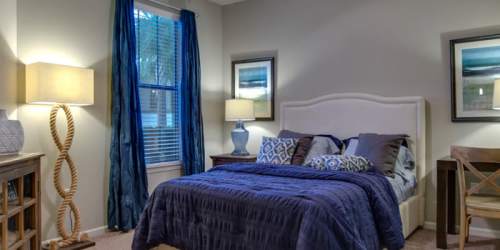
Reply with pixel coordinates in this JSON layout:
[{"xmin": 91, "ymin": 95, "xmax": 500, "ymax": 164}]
[{"xmin": 134, "ymin": 7, "xmax": 182, "ymax": 165}]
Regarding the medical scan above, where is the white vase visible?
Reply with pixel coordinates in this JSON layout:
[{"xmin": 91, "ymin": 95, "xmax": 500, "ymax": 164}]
[{"xmin": 0, "ymin": 110, "xmax": 24, "ymax": 155}]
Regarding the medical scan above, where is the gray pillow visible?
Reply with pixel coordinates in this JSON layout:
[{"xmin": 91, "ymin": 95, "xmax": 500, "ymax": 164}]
[
  {"xmin": 354, "ymin": 133, "xmax": 407, "ymax": 177},
  {"xmin": 346, "ymin": 139, "xmax": 415, "ymax": 170},
  {"xmin": 304, "ymin": 136, "xmax": 341, "ymax": 164}
]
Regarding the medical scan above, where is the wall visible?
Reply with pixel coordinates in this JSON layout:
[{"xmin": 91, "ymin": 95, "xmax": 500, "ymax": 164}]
[
  {"xmin": 0, "ymin": 0, "xmax": 18, "ymax": 119},
  {"xmin": 222, "ymin": 0, "xmax": 500, "ymax": 231},
  {"xmin": 16, "ymin": 0, "xmax": 223, "ymax": 240},
  {"xmin": 186, "ymin": 0, "xmax": 224, "ymax": 172},
  {"xmin": 17, "ymin": 0, "xmax": 114, "ymax": 240}
]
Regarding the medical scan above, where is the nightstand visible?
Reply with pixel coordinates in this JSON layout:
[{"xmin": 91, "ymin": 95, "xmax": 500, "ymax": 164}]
[{"xmin": 210, "ymin": 154, "xmax": 257, "ymax": 167}]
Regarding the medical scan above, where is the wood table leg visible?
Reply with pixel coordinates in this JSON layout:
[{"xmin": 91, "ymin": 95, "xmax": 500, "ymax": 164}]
[
  {"xmin": 436, "ymin": 167, "xmax": 449, "ymax": 249},
  {"xmin": 448, "ymin": 169, "xmax": 457, "ymax": 234}
]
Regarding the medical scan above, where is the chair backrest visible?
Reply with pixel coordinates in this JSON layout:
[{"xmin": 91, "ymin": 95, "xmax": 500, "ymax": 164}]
[{"xmin": 450, "ymin": 146, "xmax": 500, "ymax": 197}]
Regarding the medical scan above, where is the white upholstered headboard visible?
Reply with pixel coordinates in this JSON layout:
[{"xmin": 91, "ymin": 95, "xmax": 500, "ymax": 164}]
[{"xmin": 280, "ymin": 93, "xmax": 426, "ymax": 196}]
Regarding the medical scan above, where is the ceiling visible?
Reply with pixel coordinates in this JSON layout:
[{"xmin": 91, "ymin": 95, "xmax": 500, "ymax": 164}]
[{"xmin": 208, "ymin": 0, "xmax": 246, "ymax": 5}]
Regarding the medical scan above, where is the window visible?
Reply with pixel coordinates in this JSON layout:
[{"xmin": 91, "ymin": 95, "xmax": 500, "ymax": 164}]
[{"xmin": 134, "ymin": 5, "xmax": 182, "ymax": 165}]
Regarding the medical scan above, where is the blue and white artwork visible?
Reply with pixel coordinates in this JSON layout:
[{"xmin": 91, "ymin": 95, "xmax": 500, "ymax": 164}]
[
  {"xmin": 452, "ymin": 35, "xmax": 500, "ymax": 121},
  {"xmin": 233, "ymin": 58, "xmax": 274, "ymax": 120},
  {"xmin": 461, "ymin": 46, "xmax": 500, "ymax": 111}
]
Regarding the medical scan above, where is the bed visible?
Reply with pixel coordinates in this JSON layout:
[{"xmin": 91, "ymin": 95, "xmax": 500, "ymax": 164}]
[
  {"xmin": 279, "ymin": 93, "xmax": 426, "ymax": 238},
  {"xmin": 132, "ymin": 93, "xmax": 426, "ymax": 250}
]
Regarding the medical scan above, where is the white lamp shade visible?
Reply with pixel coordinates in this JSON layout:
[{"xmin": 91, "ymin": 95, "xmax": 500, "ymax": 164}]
[
  {"xmin": 494, "ymin": 79, "xmax": 500, "ymax": 110},
  {"xmin": 26, "ymin": 62, "xmax": 94, "ymax": 106},
  {"xmin": 225, "ymin": 99, "xmax": 255, "ymax": 121}
]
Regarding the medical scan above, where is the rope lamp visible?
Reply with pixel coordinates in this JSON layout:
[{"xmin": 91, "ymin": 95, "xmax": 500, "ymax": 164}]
[
  {"xmin": 25, "ymin": 63, "xmax": 95, "ymax": 250},
  {"xmin": 49, "ymin": 104, "xmax": 83, "ymax": 248}
]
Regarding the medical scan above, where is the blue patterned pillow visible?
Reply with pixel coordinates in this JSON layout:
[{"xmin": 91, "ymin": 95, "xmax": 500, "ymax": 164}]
[
  {"xmin": 256, "ymin": 137, "xmax": 299, "ymax": 164},
  {"xmin": 305, "ymin": 155, "xmax": 370, "ymax": 172}
]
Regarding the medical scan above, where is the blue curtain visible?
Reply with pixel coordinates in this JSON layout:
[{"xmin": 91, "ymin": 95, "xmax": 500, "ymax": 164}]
[
  {"xmin": 180, "ymin": 10, "xmax": 205, "ymax": 176},
  {"xmin": 108, "ymin": 0, "xmax": 148, "ymax": 231}
]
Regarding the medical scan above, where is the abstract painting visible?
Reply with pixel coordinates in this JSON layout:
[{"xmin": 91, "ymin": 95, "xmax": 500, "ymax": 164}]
[
  {"xmin": 232, "ymin": 57, "xmax": 275, "ymax": 121},
  {"xmin": 451, "ymin": 34, "xmax": 500, "ymax": 122}
]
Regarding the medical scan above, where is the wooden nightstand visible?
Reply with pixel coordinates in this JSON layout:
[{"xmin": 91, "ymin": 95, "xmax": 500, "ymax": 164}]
[{"xmin": 210, "ymin": 154, "xmax": 257, "ymax": 167}]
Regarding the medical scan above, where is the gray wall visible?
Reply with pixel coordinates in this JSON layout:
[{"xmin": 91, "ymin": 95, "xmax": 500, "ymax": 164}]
[
  {"xmin": 187, "ymin": 0, "xmax": 225, "ymax": 171},
  {"xmin": 14, "ymin": 0, "xmax": 223, "ymax": 240},
  {"xmin": 17, "ymin": 0, "xmax": 114, "ymax": 240},
  {"xmin": 222, "ymin": 0, "xmax": 500, "ymax": 231},
  {"xmin": 0, "ymin": 0, "xmax": 17, "ymax": 119}
]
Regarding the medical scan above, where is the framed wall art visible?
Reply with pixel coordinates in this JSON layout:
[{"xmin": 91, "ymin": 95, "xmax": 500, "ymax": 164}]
[
  {"xmin": 232, "ymin": 57, "xmax": 275, "ymax": 121},
  {"xmin": 451, "ymin": 34, "xmax": 500, "ymax": 122}
]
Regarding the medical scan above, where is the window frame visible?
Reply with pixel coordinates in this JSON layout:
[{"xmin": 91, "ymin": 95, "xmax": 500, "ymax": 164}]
[
  {"xmin": 134, "ymin": 1, "xmax": 182, "ymax": 168},
  {"xmin": 135, "ymin": 1, "xmax": 179, "ymax": 20}
]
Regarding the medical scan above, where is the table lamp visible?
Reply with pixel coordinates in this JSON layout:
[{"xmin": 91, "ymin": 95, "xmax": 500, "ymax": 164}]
[
  {"xmin": 225, "ymin": 99, "xmax": 255, "ymax": 156},
  {"xmin": 26, "ymin": 62, "xmax": 95, "ymax": 249},
  {"xmin": 493, "ymin": 79, "xmax": 500, "ymax": 110}
]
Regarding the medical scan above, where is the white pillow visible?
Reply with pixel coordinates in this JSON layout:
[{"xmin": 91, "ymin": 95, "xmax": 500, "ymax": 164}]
[
  {"xmin": 343, "ymin": 139, "xmax": 358, "ymax": 156},
  {"xmin": 303, "ymin": 136, "xmax": 341, "ymax": 164}
]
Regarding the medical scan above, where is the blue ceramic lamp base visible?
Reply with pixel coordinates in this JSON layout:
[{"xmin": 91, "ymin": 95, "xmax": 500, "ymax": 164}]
[{"xmin": 231, "ymin": 120, "xmax": 250, "ymax": 156}]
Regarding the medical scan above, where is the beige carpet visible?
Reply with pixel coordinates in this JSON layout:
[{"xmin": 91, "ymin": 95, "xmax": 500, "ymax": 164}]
[
  {"xmin": 404, "ymin": 229, "xmax": 500, "ymax": 250},
  {"xmin": 89, "ymin": 229, "xmax": 500, "ymax": 250}
]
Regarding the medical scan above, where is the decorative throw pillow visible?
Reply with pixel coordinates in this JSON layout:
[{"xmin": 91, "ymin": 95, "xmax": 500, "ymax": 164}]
[
  {"xmin": 256, "ymin": 137, "xmax": 299, "ymax": 164},
  {"xmin": 305, "ymin": 155, "xmax": 370, "ymax": 172},
  {"xmin": 278, "ymin": 130, "xmax": 314, "ymax": 165},
  {"xmin": 354, "ymin": 133, "xmax": 408, "ymax": 177},
  {"xmin": 303, "ymin": 136, "xmax": 342, "ymax": 164}
]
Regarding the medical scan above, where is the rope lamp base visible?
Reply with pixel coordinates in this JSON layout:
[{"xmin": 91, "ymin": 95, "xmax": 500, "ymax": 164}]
[
  {"xmin": 45, "ymin": 235, "xmax": 95, "ymax": 250},
  {"xmin": 44, "ymin": 104, "xmax": 95, "ymax": 250}
]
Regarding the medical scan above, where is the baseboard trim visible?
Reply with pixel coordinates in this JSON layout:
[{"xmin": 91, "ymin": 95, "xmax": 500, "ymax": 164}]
[
  {"xmin": 424, "ymin": 221, "xmax": 500, "ymax": 239},
  {"xmin": 83, "ymin": 225, "xmax": 109, "ymax": 238},
  {"xmin": 423, "ymin": 221, "xmax": 435, "ymax": 230},
  {"xmin": 42, "ymin": 225, "xmax": 108, "ymax": 246}
]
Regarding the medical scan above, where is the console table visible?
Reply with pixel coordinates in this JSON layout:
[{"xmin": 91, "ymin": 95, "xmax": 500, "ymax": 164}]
[
  {"xmin": 0, "ymin": 153, "xmax": 43, "ymax": 250},
  {"xmin": 436, "ymin": 156, "xmax": 499, "ymax": 249}
]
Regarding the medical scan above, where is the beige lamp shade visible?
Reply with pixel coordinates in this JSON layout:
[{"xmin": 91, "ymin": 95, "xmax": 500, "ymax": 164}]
[
  {"xmin": 494, "ymin": 79, "xmax": 500, "ymax": 110},
  {"xmin": 225, "ymin": 99, "xmax": 255, "ymax": 121},
  {"xmin": 26, "ymin": 62, "xmax": 94, "ymax": 106}
]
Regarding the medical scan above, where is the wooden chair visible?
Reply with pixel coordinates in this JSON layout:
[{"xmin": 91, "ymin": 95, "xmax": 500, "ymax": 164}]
[{"xmin": 450, "ymin": 146, "xmax": 500, "ymax": 250}]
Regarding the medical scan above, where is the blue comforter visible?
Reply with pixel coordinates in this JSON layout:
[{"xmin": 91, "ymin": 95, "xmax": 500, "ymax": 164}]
[{"xmin": 132, "ymin": 163, "xmax": 404, "ymax": 250}]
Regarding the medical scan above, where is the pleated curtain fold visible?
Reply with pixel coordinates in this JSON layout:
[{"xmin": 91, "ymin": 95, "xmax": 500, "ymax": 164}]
[
  {"xmin": 180, "ymin": 10, "xmax": 205, "ymax": 176},
  {"xmin": 108, "ymin": 0, "xmax": 149, "ymax": 231}
]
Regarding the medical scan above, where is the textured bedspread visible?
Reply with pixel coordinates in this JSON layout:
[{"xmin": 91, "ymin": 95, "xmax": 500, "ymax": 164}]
[{"xmin": 132, "ymin": 164, "xmax": 404, "ymax": 250}]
